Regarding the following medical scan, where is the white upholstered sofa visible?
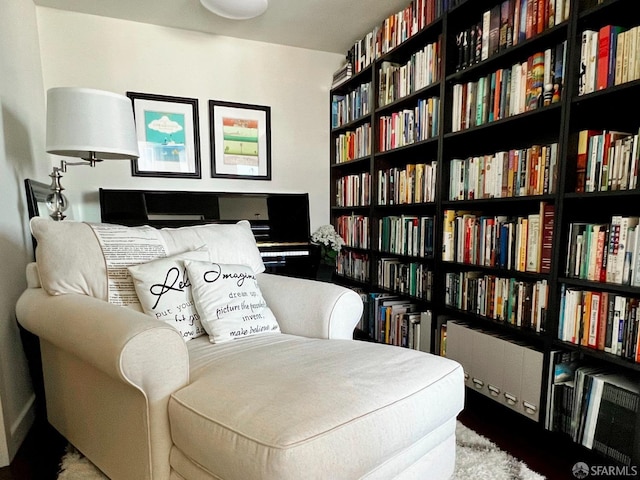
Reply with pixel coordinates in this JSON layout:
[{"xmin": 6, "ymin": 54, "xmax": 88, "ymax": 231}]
[{"xmin": 16, "ymin": 218, "xmax": 464, "ymax": 480}]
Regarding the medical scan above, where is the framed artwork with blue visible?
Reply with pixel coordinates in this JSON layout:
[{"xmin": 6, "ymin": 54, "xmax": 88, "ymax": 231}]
[{"xmin": 127, "ymin": 91, "xmax": 201, "ymax": 178}]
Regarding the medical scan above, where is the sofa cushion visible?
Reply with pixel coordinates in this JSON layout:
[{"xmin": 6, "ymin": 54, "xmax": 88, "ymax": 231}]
[
  {"xmin": 30, "ymin": 218, "xmax": 265, "ymax": 308},
  {"xmin": 128, "ymin": 247, "xmax": 210, "ymax": 341},
  {"xmin": 169, "ymin": 335, "xmax": 464, "ymax": 480},
  {"xmin": 185, "ymin": 260, "xmax": 280, "ymax": 343}
]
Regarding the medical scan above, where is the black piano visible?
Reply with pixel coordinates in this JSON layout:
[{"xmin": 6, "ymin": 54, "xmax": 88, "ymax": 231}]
[{"xmin": 99, "ymin": 189, "xmax": 318, "ymax": 278}]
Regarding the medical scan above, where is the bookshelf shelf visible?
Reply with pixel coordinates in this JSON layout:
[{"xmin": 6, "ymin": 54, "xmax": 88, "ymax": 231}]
[{"xmin": 329, "ymin": 0, "xmax": 640, "ymax": 467}]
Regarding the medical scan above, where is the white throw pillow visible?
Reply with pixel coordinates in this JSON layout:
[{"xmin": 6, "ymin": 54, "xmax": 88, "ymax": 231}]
[
  {"xmin": 185, "ymin": 260, "xmax": 280, "ymax": 344},
  {"xmin": 30, "ymin": 218, "xmax": 265, "ymax": 307},
  {"xmin": 128, "ymin": 247, "xmax": 210, "ymax": 341}
]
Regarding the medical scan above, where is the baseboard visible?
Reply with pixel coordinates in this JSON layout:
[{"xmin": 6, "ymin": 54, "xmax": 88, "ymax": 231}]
[{"xmin": 6, "ymin": 393, "xmax": 36, "ymax": 464}]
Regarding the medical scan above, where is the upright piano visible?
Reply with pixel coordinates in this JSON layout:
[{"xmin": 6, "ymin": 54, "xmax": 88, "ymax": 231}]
[{"xmin": 99, "ymin": 189, "xmax": 318, "ymax": 278}]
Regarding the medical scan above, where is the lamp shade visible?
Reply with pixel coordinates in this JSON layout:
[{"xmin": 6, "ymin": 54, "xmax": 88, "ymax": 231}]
[
  {"xmin": 199, "ymin": 0, "xmax": 268, "ymax": 20},
  {"xmin": 46, "ymin": 87, "xmax": 139, "ymax": 160}
]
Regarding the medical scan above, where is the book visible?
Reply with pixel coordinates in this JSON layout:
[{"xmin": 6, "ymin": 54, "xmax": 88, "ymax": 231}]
[
  {"xmin": 552, "ymin": 41, "xmax": 566, "ymax": 103},
  {"xmin": 579, "ymin": 30, "xmax": 597, "ymax": 95},
  {"xmin": 586, "ymin": 30, "xmax": 599, "ymax": 94},
  {"xmin": 499, "ymin": 0, "xmax": 511, "ymax": 51},
  {"xmin": 528, "ymin": 51, "xmax": 545, "ymax": 110},
  {"xmin": 572, "ymin": 365, "xmax": 606, "ymax": 442},
  {"xmin": 596, "ymin": 25, "xmax": 616, "ymax": 91},
  {"xmin": 597, "ymin": 291, "xmax": 609, "ymax": 351},
  {"xmin": 489, "ymin": 4, "xmax": 501, "ymax": 56},
  {"xmin": 587, "ymin": 291, "xmax": 601, "ymax": 348},
  {"xmin": 576, "ymin": 129, "xmax": 600, "ymax": 192},
  {"xmin": 526, "ymin": 212, "xmax": 540, "ymax": 272},
  {"xmin": 418, "ymin": 310, "xmax": 433, "ymax": 353},
  {"xmin": 566, "ymin": 222, "xmax": 588, "ymax": 277},
  {"xmin": 613, "ymin": 216, "xmax": 639, "ymax": 284},
  {"xmin": 539, "ymin": 202, "xmax": 554, "ymax": 274},
  {"xmin": 482, "ymin": 9, "xmax": 491, "ymax": 61},
  {"xmin": 546, "ymin": 350, "xmax": 580, "ymax": 430},
  {"xmin": 592, "ymin": 374, "xmax": 640, "ymax": 466}
]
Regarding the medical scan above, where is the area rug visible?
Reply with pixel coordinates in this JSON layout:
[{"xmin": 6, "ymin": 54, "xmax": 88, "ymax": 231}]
[{"xmin": 57, "ymin": 421, "xmax": 545, "ymax": 479}]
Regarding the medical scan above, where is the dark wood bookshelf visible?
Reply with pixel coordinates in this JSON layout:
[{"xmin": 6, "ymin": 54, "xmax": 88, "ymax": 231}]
[{"xmin": 330, "ymin": 0, "xmax": 640, "ymax": 468}]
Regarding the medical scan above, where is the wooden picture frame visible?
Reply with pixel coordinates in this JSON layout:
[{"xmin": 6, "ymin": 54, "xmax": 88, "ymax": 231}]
[
  {"xmin": 209, "ymin": 100, "xmax": 272, "ymax": 180},
  {"xmin": 127, "ymin": 91, "xmax": 201, "ymax": 178}
]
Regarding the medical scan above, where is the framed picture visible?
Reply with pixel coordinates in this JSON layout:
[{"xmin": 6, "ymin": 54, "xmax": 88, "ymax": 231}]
[
  {"xmin": 209, "ymin": 100, "xmax": 271, "ymax": 180},
  {"xmin": 127, "ymin": 92, "xmax": 201, "ymax": 178}
]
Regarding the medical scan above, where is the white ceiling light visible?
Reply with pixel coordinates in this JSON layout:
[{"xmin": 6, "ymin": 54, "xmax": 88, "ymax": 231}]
[{"xmin": 200, "ymin": 0, "xmax": 268, "ymax": 20}]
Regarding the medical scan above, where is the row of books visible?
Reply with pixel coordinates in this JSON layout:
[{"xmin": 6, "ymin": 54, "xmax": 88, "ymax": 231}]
[
  {"xmin": 362, "ymin": 292, "xmax": 434, "ymax": 348},
  {"xmin": 455, "ymin": 0, "xmax": 570, "ymax": 72},
  {"xmin": 335, "ymin": 214, "xmax": 369, "ymax": 250},
  {"xmin": 558, "ymin": 287, "xmax": 640, "ymax": 363},
  {"xmin": 377, "ymin": 258, "xmax": 433, "ymax": 301},
  {"xmin": 377, "ymin": 161, "xmax": 437, "ymax": 206},
  {"xmin": 378, "ymin": 215, "xmax": 435, "ymax": 258},
  {"xmin": 334, "ymin": 122, "xmax": 371, "ymax": 164},
  {"xmin": 331, "ymin": 62, "xmax": 353, "ymax": 89},
  {"xmin": 449, "ymin": 143, "xmax": 558, "ymax": 200},
  {"xmin": 547, "ymin": 352, "xmax": 640, "ymax": 466},
  {"xmin": 378, "ymin": 96, "xmax": 440, "ymax": 152},
  {"xmin": 578, "ymin": 24, "xmax": 640, "ymax": 96},
  {"xmin": 348, "ymin": 0, "xmax": 445, "ymax": 74},
  {"xmin": 575, "ymin": 128, "xmax": 640, "ymax": 193},
  {"xmin": 442, "ymin": 203, "xmax": 554, "ymax": 274},
  {"xmin": 565, "ymin": 216, "xmax": 640, "ymax": 286},
  {"xmin": 377, "ymin": 36, "xmax": 441, "ymax": 107},
  {"xmin": 337, "ymin": 250, "xmax": 369, "ymax": 283},
  {"xmin": 451, "ymin": 41, "xmax": 566, "ymax": 132},
  {"xmin": 335, "ymin": 172, "xmax": 370, "ymax": 207},
  {"xmin": 444, "ymin": 271, "xmax": 549, "ymax": 332},
  {"xmin": 330, "ymin": 82, "xmax": 371, "ymax": 129}
]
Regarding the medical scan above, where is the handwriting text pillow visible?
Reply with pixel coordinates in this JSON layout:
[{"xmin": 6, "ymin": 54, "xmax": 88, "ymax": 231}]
[
  {"xmin": 128, "ymin": 247, "xmax": 209, "ymax": 341},
  {"xmin": 185, "ymin": 260, "xmax": 280, "ymax": 344}
]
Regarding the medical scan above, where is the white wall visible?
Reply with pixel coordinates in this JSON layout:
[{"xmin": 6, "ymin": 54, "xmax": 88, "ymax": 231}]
[
  {"xmin": 0, "ymin": 0, "xmax": 49, "ymax": 466},
  {"xmin": 36, "ymin": 7, "xmax": 344, "ymax": 232}
]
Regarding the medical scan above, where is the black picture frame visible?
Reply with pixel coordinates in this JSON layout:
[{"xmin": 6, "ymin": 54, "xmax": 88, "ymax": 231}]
[
  {"xmin": 127, "ymin": 91, "xmax": 201, "ymax": 178},
  {"xmin": 209, "ymin": 100, "xmax": 272, "ymax": 180}
]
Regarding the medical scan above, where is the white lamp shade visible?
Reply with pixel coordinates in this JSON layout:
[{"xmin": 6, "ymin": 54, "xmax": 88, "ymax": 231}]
[
  {"xmin": 46, "ymin": 87, "xmax": 139, "ymax": 160},
  {"xmin": 200, "ymin": 0, "xmax": 268, "ymax": 20}
]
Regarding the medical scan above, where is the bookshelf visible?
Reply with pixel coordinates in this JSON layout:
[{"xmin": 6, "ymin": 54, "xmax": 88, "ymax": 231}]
[{"xmin": 329, "ymin": 0, "xmax": 640, "ymax": 467}]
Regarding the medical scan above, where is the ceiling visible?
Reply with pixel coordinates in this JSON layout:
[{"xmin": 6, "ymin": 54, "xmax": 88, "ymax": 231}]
[{"xmin": 32, "ymin": 0, "xmax": 412, "ymax": 55}]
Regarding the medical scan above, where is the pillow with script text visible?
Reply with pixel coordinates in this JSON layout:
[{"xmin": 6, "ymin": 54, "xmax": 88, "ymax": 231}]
[
  {"xmin": 128, "ymin": 247, "xmax": 209, "ymax": 341},
  {"xmin": 185, "ymin": 260, "xmax": 280, "ymax": 344}
]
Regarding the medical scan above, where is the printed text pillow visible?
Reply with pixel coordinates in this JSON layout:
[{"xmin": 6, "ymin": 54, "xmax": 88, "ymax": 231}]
[{"xmin": 185, "ymin": 260, "xmax": 280, "ymax": 344}]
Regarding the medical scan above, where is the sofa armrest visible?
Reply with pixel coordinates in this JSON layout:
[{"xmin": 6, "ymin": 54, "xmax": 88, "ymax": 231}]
[
  {"xmin": 16, "ymin": 287, "xmax": 190, "ymax": 398},
  {"xmin": 257, "ymin": 273, "xmax": 363, "ymax": 340}
]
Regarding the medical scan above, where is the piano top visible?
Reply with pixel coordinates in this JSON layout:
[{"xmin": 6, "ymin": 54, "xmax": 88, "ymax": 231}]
[{"xmin": 99, "ymin": 189, "xmax": 312, "ymax": 247}]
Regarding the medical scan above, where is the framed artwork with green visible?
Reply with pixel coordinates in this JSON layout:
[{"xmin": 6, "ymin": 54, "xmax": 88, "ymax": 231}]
[
  {"xmin": 209, "ymin": 100, "xmax": 271, "ymax": 180},
  {"xmin": 127, "ymin": 91, "xmax": 201, "ymax": 178}
]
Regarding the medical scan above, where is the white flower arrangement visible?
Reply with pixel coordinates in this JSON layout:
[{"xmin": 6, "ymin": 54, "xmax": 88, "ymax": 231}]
[
  {"xmin": 311, "ymin": 224, "xmax": 345, "ymax": 252},
  {"xmin": 311, "ymin": 224, "xmax": 345, "ymax": 266}
]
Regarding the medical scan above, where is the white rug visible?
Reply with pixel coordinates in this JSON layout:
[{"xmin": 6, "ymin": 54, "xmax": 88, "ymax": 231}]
[{"xmin": 57, "ymin": 421, "xmax": 545, "ymax": 479}]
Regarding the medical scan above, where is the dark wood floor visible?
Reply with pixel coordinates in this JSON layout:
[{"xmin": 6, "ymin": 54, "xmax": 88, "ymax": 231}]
[
  {"xmin": 0, "ymin": 388, "xmax": 612, "ymax": 480},
  {"xmin": 0, "ymin": 419, "xmax": 66, "ymax": 480}
]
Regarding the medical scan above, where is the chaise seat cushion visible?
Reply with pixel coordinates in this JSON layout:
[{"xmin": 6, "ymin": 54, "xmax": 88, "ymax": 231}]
[{"xmin": 168, "ymin": 334, "xmax": 464, "ymax": 480}]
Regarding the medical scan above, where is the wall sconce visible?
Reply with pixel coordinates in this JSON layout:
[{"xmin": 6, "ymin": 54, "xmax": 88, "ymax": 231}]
[
  {"xmin": 199, "ymin": 0, "xmax": 268, "ymax": 20},
  {"xmin": 45, "ymin": 87, "xmax": 139, "ymax": 220}
]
